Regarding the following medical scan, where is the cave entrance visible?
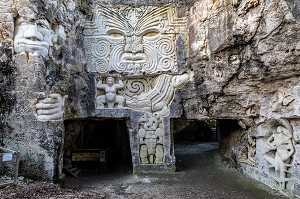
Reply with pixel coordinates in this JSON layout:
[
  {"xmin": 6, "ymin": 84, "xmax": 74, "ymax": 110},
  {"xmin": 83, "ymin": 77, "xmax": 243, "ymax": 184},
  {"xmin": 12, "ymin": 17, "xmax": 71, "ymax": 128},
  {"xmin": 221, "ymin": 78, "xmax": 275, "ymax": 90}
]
[
  {"xmin": 172, "ymin": 118, "xmax": 218, "ymax": 171},
  {"xmin": 63, "ymin": 118, "xmax": 132, "ymax": 176},
  {"xmin": 172, "ymin": 119, "xmax": 244, "ymax": 171}
]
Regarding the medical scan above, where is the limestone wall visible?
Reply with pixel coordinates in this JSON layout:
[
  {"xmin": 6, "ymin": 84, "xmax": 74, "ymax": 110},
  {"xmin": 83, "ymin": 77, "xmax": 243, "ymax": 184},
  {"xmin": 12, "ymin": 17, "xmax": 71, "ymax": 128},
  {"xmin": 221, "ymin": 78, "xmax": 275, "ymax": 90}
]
[
  {"xmin": 0, "ymin": 0, "xmax": 299, "ymax": 197},
  {"xmin": 183, "ymin": 0, "xmax": 300, "ymax": 197}
]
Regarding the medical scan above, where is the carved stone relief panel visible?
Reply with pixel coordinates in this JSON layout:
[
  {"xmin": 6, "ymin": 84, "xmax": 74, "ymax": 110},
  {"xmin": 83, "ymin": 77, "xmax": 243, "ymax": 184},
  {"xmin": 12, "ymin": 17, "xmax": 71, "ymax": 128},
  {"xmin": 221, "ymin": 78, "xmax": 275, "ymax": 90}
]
[
  {"xmin": 126, "ymin": 73, "xmax": 191, "ymax": 116},
  {"xmin": 264, "ymin": 120, "xmax": 295, "ymax": 190},
  {"xmin": 35, "ymin": 92, "xmax": 67, "ymax": 121},
  {"xmin": 118, "ymin": 77, "xmax": 154, "ymax": 98},
  {"xmin": 239, "ymin": 135, "xmax": 257, "ymax": 166},
  {"xmin": 83, "ymin": 5, "xmax": 187, "ymax": 75},
  {"xmin": 138, "ymin": 113, "xmax": 164, "ymax": 164},
  {"xmin": 95, "ymin": 73, "xmax": 192, "ymax": 117}
]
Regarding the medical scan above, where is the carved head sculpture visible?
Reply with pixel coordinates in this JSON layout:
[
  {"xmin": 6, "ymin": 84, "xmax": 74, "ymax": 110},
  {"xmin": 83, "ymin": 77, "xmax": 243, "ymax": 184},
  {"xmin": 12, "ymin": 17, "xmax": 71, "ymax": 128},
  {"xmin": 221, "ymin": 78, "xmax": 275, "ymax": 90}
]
[
  {"xmin": 83, "ymin": 5, "xmax": 187, "ymax": 74},
  {"xmin": 106, "ymin": 76, "xmax": 115, "ymax": 86},
  {"xmin": 207, "ymin": 51, "xmax": 241, "ymax": 83},
  {"xmin": 14, "ymin": 16, "xmax": 54, "ymax": 56}
]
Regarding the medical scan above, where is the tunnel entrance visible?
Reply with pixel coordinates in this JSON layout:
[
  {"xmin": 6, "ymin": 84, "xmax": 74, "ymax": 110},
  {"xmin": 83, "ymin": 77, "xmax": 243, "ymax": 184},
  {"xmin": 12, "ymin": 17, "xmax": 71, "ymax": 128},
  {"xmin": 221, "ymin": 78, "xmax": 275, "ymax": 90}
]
[
  {"xmin": 63, "ymin": 118, "xmax": 132, "ymax": 176},
  {"xmin": 172, "ymin": 118, "xmax": 217, "ymax": 171},
  {"xmin": 172, "ymin": 119, "xmax": 244, "ymax": 172}
]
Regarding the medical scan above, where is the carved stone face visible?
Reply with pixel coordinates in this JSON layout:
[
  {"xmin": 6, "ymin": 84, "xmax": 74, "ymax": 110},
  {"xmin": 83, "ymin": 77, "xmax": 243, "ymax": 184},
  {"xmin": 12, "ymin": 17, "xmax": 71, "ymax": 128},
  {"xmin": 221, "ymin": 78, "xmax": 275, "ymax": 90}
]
[
  {"xmin": 84, "ymin": 5, "xmax": 187, "ymax": 74},
  {"xmin": 106, "ymin": 77, "xmax": 115, "ymax": 86},
  {"xmin": 14, "ymin": 16, "xmax": 53, "ymax": 56}
]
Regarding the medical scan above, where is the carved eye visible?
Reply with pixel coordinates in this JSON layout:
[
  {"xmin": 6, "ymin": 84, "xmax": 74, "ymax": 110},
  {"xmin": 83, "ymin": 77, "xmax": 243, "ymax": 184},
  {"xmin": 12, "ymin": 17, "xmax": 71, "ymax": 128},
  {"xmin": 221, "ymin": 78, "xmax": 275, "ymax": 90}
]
[
  {"xmin": 143, "ymin": 31, "xmax": 160, "ymax": 38},
  {"xmin": 108, "ymin": 32, "xmax": 124, "ymax": 39}
]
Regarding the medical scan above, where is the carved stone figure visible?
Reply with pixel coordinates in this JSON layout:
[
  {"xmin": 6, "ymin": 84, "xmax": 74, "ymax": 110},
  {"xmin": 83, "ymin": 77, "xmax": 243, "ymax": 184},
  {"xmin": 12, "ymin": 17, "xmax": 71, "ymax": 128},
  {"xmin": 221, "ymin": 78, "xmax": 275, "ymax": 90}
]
[
  {"xmin": 239, "ymin": 135, "xmax": 257, "ymax": 166},
  {"xmin": 35, "ymin": 93, "xmax": 67, "ymax": 121},
  {"xmin": 138, "ymin": 113, "xmax": 164, "ymax": 164},
  {"xmin": 265, "ymin": 125, "xmax": 295, "ymax": 189},
  {"xmin": 14, "ymin": 16, "xmax": 54, "ymax": 56},
  {"xmin": 272, "ymin": 88, "xmax": 295, "ymax": 112},
  {"xmin": 96, "ymin": 76, "xmax": 125, "ymax": 108},
  {"xmin": 126, "ymin": 73, "xmax": 191, "ymax": 115},
  {"xmin": 83, "ymin": 5, "xmax": 187, "ymax": 74}
]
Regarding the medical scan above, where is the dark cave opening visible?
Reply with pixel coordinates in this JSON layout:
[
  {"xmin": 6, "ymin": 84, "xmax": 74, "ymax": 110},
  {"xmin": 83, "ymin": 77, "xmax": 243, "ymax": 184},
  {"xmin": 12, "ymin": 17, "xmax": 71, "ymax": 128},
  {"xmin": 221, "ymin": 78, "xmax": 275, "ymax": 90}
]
[{"xmin": 63, "ymin": 118, "xmax": 132, "ymax": 175}]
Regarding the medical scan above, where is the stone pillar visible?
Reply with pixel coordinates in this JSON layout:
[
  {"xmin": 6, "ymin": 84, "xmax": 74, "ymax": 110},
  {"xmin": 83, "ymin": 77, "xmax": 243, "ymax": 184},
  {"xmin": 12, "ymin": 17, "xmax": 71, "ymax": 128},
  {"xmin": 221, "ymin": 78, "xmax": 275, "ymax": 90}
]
[{"xmin": 8, "ymin": 54, "xmax": 65, "ymax": 181}]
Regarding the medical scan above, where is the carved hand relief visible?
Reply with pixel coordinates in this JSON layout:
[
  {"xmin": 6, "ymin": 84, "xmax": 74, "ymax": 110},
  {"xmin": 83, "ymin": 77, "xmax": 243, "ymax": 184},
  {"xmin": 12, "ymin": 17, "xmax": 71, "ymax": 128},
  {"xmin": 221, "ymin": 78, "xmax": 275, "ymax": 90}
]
[
  {"xmin": 96, "ymin": 76, "xmax": 125, "ymax": 108},
  {"xmin": 35, "ymin": 93, "xmax": 67, "ymax": 121},
  {"xmin": 272, "ymin": 88, "xmax": 295, "ymax": 112},
  {"xmin": 83, "ymin": 5, "xmax": 187, "ymax": 74},
  {"xmin": 138, "ymin": 113, "xmax": 164, "ymax": 164},
  {"xmin": 264, "ymin": 122, "xmax": 295, "ymax": 190},
  {"xmin": 14, "ymin": 16, "xmax": 54, "ymax": 56}
]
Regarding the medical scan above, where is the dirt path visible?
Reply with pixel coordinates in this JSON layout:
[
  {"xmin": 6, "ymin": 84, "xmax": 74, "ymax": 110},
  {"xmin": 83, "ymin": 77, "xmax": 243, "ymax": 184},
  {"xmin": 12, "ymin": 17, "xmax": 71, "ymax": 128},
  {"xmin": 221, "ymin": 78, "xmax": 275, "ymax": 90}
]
[
  {"xmin": 0, "ymin": 143, "xmax": 287, "ymax": 198},
  {"xmin": 65, "ymin": 142, "xmax": 286, "ymax": 199}
]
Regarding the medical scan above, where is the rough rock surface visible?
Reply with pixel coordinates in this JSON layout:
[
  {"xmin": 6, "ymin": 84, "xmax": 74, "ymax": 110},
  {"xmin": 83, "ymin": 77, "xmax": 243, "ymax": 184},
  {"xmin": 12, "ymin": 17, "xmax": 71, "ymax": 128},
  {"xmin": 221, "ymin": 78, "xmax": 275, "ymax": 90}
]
[{"xmin": 0, "ymin": 0, "xmax": 299, "ymax": 197}]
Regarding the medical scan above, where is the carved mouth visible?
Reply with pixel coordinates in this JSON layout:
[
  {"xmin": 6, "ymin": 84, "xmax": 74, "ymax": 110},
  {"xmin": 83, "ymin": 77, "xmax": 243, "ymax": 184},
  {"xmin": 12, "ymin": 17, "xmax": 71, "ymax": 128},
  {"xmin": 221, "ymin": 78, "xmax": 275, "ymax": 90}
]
[
  {"xmin": 15, "ymin": 39, "xmax": 49, "ymax": 48},
  {"xmin": 122, "ymin": 53, "xmax": 146, "ymax": 61}
]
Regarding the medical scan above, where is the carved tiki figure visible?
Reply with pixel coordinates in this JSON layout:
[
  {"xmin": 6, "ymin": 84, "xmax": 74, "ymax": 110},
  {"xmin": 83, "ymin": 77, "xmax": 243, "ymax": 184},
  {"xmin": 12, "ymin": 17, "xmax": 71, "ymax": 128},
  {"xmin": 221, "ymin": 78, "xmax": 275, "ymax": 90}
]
[
  {"xmin": 138, "ymin": 113, "xmax": 164, "ymax": 164},
  {"xmin": 83, "ymin": 5, "xmax": 186, "ymax": 74},
  {"xmin": 96, "ymin": 76, "xmax": 125, "ymax": 108}
]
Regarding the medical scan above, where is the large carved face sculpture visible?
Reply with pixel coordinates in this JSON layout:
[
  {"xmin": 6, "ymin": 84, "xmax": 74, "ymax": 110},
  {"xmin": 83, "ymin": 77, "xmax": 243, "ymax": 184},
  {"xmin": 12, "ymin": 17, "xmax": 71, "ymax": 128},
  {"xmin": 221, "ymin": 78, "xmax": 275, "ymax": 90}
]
[
  {"xmin": 14, "ymin": 16, "xmax": 53, "ymax": 56},
  {"xmin": 84, "ymin": 5, "xmax": 186, "ymax": 74}
]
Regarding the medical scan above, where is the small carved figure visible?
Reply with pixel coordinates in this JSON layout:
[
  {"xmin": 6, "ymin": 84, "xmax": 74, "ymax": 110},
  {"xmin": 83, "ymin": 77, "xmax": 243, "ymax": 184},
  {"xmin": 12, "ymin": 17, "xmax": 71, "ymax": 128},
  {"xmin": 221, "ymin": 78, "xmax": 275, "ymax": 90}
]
[
  {"xmin": 265, "ymin": 125, "xmax": 295, "ymax": 189},
  {"xmin": 239, "ymin": 135, "xmax": 257, "ymax": 166},
  {"xmin": 14, "ymin": 16, "xmax": 54, "ymax": 56},
  {"xmin": 138, "ymin": 113, "xmax": 164, "ymax": 164},
  {"xmin": 35, "ymin": 93, "xmax": 67, "ymax": 121},
  {"xmin": 96, "ymin": 77, "xmax": 125, "ymax": 108}
]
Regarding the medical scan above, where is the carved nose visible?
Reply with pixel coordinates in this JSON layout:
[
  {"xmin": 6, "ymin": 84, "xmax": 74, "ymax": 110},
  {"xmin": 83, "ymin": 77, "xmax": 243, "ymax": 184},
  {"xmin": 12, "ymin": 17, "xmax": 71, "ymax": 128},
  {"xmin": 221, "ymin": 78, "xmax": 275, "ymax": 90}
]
[
  {"xmin": 24, "ymin": 24, "xmax": 43, "ymax": 41},
  {"xmin": 125, "ymin": 36, "xmax": 143, "ymax": 54}
]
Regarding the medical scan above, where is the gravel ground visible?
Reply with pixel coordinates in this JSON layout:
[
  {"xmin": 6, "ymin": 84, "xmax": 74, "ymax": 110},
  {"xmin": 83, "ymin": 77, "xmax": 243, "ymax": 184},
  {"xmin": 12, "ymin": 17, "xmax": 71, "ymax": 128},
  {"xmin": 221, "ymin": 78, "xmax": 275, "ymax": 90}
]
[{"xmin": 0, "ymin": 142, "xmax": 287, "ymax": 199}]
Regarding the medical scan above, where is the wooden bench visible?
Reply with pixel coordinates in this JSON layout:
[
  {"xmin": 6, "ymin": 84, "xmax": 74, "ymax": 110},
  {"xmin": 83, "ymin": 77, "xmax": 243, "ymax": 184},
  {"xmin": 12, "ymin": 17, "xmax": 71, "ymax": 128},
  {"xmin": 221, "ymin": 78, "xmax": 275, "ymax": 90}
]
[{"xmin": 72, "ymin": 149, "xmax": 109, "ymax": 171}]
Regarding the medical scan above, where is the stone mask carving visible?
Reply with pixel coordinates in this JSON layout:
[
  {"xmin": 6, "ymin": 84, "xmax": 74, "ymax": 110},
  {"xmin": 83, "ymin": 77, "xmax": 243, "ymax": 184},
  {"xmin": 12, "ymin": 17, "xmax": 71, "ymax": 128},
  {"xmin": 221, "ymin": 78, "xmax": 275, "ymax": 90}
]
[
  {"xmin": 84, "ymin": 5, "xmax": 186, "ymax": 74},
  {"xmin": 14, "ymin": 16, "xmax": 54, "ymax": 56}
]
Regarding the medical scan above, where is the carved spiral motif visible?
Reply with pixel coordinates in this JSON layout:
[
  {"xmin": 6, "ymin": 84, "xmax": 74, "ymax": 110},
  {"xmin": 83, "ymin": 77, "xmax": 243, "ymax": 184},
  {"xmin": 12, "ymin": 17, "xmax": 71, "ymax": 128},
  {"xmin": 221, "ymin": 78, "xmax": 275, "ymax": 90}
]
[
  {"xmin": 159, "ymin": 57, "xmax": 174, "ymax": 70},
  {"xmin": 157, "ymin": 37, "xmax": 174, "ymax": 56},
  {"xmin": 94, "ymin": 40, "xmax": 110, "ymax": 57},
  {"xmin": 125, "ymin": 79, "xmax": 148, "ymax": 97},
  {"xmin": 118, "ymin": 62, "xmax": 128, "ymax": 72},
  {"xmin": 95, "ymin": 58, "xmax": 109, "ymax": 73}
]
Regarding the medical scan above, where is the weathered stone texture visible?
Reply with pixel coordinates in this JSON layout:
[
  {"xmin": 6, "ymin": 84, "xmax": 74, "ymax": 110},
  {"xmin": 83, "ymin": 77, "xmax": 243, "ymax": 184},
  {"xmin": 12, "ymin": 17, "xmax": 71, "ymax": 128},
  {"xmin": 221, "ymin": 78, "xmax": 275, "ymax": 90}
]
[
  {"xmin": 0, "ymin": 0, "xmax": 300, "ymax": 197},
  {"xmin": 182, "ymin": 0, "xmax": 300, "ymax": 196}
]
